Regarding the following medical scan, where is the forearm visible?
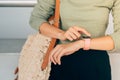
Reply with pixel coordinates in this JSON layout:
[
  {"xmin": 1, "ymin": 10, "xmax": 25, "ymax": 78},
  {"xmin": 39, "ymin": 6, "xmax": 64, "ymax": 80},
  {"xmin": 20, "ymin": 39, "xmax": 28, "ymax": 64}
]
[
  {"xmin": 90, "ymin": 36, "xmax": 114, "ymax": 50},
  {"xmin": 78, "ymin": 36, "xmax": 114, "ymax": 51},
  {"xmin": 39, "ymin": 22, "xmax": 65, "ymax": 40}
]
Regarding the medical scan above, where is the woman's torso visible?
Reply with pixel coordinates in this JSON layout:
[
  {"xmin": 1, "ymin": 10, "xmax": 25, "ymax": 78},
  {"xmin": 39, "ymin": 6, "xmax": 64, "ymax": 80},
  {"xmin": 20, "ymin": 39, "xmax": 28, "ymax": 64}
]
[{"xmin": 60, "ymin": 0, "xmax": 114, "ymax": 37}]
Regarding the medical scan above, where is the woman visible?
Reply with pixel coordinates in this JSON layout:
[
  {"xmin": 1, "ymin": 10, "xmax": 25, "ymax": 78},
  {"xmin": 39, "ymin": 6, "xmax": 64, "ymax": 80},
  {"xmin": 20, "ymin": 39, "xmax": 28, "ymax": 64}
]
[{"xmin": 29, "ymin": 0, "xmax": 120, "ymax": 80}]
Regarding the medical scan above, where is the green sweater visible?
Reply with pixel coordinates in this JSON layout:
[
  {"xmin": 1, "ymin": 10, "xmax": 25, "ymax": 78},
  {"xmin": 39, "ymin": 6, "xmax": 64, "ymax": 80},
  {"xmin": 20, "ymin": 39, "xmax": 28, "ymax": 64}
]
[{"xmin": 29, "ymin": 0, "xmax": 120, "ymax": 51}]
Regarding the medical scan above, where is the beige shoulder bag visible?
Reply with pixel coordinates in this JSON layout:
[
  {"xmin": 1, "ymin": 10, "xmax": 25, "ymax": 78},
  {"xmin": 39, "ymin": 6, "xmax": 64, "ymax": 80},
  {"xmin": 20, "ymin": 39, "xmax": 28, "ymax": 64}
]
[{"xmin": 14, "ymin": 0, "xmax": 60, "ymax": 80}]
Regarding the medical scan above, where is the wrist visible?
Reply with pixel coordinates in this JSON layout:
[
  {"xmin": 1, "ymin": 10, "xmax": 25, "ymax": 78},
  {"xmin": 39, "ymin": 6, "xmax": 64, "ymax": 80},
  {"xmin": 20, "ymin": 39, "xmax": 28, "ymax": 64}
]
[
  {"xmin": 83, "ymin": 36, "xmax": 91, "ymax": 50},
  {"xmin": 76, "ymin": 40, "xmax": 85, "ymax": 49},
  {"xmin": 57, "ymin": 31, "xmax": 66, "ymax": 41}
]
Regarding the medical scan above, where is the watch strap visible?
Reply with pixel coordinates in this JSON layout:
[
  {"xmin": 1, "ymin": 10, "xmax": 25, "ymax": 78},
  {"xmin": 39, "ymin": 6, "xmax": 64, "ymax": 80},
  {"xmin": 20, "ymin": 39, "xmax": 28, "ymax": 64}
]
[{"xmin": 83, "ymin": 38, "xmax": 91, "ymax": 50}]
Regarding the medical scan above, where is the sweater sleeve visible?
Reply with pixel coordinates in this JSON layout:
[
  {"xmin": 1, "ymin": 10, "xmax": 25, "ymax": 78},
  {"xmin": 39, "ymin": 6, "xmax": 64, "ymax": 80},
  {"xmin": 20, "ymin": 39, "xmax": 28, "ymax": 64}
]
[
  {"xmin": 29, "ymin": 0, "xmax": 55, "ymax": 30},
  {"xmin": 109, "ymin": 0, "xmax": 120, "ymax": 51}
]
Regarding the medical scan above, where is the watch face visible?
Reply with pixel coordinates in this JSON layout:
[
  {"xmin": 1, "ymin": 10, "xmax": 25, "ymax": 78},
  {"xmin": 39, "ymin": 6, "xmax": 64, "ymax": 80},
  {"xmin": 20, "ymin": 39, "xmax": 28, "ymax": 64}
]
[{"xmin": 82, "ymin": 35, "xmax": 91, "ymax": 39}]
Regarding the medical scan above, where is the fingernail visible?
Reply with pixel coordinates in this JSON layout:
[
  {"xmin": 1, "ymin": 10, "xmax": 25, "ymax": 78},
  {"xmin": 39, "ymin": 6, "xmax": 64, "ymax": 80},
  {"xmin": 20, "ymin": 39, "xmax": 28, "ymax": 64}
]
[{"xmin": 58, "ymin": 62, "xmax": 61, "ymax": 65}]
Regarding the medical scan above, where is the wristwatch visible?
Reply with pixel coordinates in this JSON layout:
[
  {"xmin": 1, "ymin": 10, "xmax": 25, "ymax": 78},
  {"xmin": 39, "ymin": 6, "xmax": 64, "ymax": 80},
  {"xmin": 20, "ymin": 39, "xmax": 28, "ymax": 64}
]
[{"xmin": 82, "ymin": 36, "xmax": 91, "ymax": 50}]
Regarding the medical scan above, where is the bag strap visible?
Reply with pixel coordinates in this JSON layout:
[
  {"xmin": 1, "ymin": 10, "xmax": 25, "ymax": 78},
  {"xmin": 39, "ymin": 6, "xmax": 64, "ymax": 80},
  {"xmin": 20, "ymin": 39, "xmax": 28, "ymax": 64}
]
[
  {"xmin": 54, "ymin": 0, "xmax": 60, "ymax": 28},
  {"xmin": 41, "ymin": 0, "xmax": 60, "ymax": 70}
]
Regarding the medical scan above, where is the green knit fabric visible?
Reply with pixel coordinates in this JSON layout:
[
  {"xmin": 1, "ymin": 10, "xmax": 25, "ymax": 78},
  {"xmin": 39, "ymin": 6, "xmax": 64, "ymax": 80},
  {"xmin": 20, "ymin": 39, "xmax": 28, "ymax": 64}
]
[{"xmin": 29, "ymin": 0, "xmax": 120, "ymax": 51}]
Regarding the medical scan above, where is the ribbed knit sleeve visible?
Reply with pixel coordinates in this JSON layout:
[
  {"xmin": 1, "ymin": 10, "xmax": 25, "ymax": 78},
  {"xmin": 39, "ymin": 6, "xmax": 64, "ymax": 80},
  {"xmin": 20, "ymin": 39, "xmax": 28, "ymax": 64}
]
[{"xmin": 29, "ymin": 0, "xmax": 55, "ymax": 30}]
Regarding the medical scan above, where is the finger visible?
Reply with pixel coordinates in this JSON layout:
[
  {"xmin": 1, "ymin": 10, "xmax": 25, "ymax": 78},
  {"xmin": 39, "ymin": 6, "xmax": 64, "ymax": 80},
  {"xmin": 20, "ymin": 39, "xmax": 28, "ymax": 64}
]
[
  {"xmin": 50, "ymin": 55, "xmax": 56, "ymax": 65},
  {"xmin": 69, "ymin": 27, "xmax": 81, "ymax": 39},
  {"xmin": 53, "ymin": 48, "xmax": 63, "ymax": 64},
  {"xmin": 67, "ymin": 31, "xmax": 78, "ymax": 40},
  {"xmin": 67, "ymin": 36, "xmax": 73, "ymax": 41},
  {"xmin": 50, "ymin": 50, "xmax": 57, "ymax": 65},
  {"xmin": 50, "ymin": 45, "xmax": 61, "ymax": 65},
  {"xmin": 57, "ymin": 51, "xmax": 65, "ymax": 65},
  {"xmin": 73, "ymin": 26, "xmax": 91, "ymax": 36},
  {"xmin": 65, "ymin": 33, "xmax": 73, "ymax": 41},
  {"xmin": 51, "ymin": 45, "xmax": 61, "ymax": 56}
]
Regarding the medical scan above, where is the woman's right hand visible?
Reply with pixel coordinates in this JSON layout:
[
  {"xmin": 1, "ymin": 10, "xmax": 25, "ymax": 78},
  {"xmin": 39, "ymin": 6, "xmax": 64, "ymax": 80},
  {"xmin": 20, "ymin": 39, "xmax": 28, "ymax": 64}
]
[{"xmin": 59, "ymin": 26, "xmax": 91, "ymax": 41}]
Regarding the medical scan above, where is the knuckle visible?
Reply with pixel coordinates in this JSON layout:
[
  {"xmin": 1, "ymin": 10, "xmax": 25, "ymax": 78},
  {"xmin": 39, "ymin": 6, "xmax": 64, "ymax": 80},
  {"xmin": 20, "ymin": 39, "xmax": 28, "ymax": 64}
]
[
  {"xmin": 53, "ymin": 55, "xmax": 56, "ymax": 59},
  {"xmin": 58, "ymin": 55, "xmax": 61, "ymax": 60},
  {"xmin": 68, "ymin": 38, "xmax": 72, "ymax": 41},
  {"xmin": 50, "ymin": 57, "xmax": 53, "ymax": 61},
  {"xmin": 64, "ymin": 32, "xmax": 67, "ymax": 36},
  {"xmin": 57, "ymin": 44, "xmax": 61, "ymax": 47},
  {"xmin": 73, "ymin": 26, "xmax": 77, "ymax": 28},
  {"xmin": 78, "ymin": 34, "xmax": 81, "ymax": 37},
  {"xmin": 67, "ymin": 30, "xmax": 70, "ymax": 34},
  {"xmin": 57, "ymin": 45, "xmax": 64, "ymax": 49},
  {"xmin": 66, "ymin": 31, "xmax": 70, "ymax": 35},
  {"xmin": 74, "ymin": 37, "xmax": 77, "ymax": 39},
  {"xmin": 57, "ymin": 55, "xmax": 60, "ymax": 58},
  {"xmin": 71, "ymin": 26, "xmax": 75, "ymax": 29}
]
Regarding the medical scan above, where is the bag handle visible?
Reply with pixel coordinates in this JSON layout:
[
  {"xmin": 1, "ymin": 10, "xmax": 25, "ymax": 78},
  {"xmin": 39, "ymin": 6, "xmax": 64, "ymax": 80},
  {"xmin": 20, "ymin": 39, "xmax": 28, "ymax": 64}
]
[
  {"xmin": 41, "ymin": 0, "xmax": 60, "ymax": 70},
  {"xmin": 54, "ymin": 0, "xmax": 60, "ymax": 28},
  {"xmin": 14, "ymin": 0, "xmax": 60, "ymax": 79}
]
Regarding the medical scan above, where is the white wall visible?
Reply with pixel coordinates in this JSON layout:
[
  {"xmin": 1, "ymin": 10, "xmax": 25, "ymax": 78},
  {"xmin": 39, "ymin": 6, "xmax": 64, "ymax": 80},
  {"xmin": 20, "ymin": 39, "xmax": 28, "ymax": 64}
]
[
  {"xmin": 0, "ymin": 0, "xmax": 37, "ymax": 39},
  {"xmin": 109, "ymin": 54, "xmax": 120, "ymax": 80},
  {"xmin": 0, "ymin": 7, "xmax": 36, "ymax": 39}
]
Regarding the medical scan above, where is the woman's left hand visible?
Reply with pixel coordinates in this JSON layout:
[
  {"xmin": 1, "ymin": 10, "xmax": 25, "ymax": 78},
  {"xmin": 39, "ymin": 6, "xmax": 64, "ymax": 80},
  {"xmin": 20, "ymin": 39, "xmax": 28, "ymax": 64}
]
[{"xmin": 49, "ymin": 40, "xmax": 84, "ymax": 65}]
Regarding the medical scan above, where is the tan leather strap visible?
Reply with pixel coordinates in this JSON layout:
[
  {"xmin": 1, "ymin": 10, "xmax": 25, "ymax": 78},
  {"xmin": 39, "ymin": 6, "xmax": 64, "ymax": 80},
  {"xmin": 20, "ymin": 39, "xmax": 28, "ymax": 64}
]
[
  {"xmin": 41, "ymin": 0, "xmax": 60, "ymax": 70},
  {"xmin": 54, "ymin": 0, "xmax": 60, "ymax": 28}
]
